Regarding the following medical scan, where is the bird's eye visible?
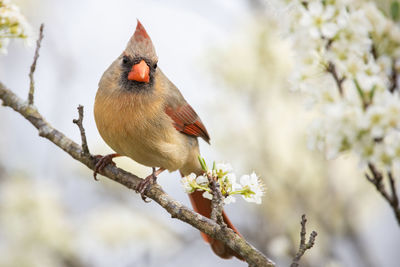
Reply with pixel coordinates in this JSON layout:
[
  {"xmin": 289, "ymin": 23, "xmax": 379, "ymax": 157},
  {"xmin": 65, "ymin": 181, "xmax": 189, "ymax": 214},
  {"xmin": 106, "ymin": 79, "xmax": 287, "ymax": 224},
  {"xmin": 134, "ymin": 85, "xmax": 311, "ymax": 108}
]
[
  {"xmin": 153, "ymin": 63, "xmax": 157, "ymax": 69},
  {"xmin": 122, "ymin": 56, "xmax": 129, "ymax": 65}
]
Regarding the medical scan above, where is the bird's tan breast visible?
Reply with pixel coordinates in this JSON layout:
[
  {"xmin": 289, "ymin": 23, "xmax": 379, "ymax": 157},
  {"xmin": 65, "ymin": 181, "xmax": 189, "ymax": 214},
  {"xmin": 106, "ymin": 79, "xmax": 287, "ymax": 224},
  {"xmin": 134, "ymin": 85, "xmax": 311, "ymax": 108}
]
[{"xmin": 94, "ymin": 89, "xmax": 190, "ymax": 171}]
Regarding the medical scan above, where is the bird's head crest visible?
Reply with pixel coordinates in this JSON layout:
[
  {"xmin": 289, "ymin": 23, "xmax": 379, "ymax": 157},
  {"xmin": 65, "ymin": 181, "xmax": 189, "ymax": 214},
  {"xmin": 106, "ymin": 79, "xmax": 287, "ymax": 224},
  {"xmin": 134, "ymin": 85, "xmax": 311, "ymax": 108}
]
[{"xmin": 124, "ymin": 20, "xmax": 157, "ymax": 61}]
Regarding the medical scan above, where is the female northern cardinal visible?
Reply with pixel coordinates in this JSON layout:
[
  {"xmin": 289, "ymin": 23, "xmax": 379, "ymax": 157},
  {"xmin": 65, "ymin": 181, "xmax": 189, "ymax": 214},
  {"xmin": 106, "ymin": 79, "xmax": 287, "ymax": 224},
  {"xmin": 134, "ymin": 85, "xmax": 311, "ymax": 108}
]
[{"xmin": 94, "ymin": 20, "xmax": 242, "ymax": 260}]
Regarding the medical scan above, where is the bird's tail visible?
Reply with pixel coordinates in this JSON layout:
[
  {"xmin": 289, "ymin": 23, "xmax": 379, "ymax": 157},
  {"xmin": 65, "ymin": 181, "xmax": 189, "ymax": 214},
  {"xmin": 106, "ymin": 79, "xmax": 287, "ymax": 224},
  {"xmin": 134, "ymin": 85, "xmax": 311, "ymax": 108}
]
[
  {"xmin": 180, "ymin": 152, "xmax": 243, "ymax": 260},
  {"xmin": 187, "ymin": 184, "xmax": 244, "ymax": 260}
]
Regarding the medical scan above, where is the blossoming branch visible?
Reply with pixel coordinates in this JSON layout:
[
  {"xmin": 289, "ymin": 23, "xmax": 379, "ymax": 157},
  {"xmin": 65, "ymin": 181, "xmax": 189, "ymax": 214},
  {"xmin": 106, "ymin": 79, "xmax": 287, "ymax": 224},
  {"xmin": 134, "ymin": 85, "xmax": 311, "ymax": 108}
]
[
  {"xmin": 181, "ymin": 157, "xmax": 265, "ymax": 205},
  {"xmin": 288, "ymin": 0, "xmax": 400, "ymax": 173}
]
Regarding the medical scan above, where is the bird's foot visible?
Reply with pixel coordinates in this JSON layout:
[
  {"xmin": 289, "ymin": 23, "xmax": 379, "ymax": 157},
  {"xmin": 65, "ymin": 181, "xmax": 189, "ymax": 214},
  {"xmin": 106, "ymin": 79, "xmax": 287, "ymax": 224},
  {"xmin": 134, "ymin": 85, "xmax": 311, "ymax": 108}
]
[
  {"xmin": 136, "ymin": 167, "xmax": 165, "ymax": 202},
  {"xmin": 93, "ymin": 153, "xmax": 120, "ymax": 180}
]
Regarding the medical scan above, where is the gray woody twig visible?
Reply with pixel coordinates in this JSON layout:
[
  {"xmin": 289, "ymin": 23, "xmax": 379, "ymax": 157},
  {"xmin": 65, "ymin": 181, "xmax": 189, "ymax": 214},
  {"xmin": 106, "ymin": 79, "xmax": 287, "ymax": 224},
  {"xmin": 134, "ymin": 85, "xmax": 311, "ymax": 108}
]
[
  {"xmin": 291, "ymin": 214, "xmax": 318, "ymax": 267},
  {"xmin": 28, "ymin": 23, "xmax": 44, "ymax": 105},
  {"xmin": 326, "ymin": 61, "xmax": 345, "ymax": 96},
  {"xmin": 72, "ymin": 105, "xmax": 90, "ymax": 156},
  {"xmin": 207, "ymin": 172, "xmax": 225, "ymax": 225},
  {"xmin": 366, "ymin": 163, "xmax": 400, "ymax": 226},
  {"xmin": 389, "ymin": 59, "xmax": 398, "ymax": 93}
]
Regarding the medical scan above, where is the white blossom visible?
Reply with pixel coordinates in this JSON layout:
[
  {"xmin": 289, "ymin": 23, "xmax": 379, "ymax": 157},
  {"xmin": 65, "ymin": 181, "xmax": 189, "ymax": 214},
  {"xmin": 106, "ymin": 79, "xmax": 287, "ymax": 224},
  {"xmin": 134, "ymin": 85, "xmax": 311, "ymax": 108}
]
[
  {"xmin": 181, "ymin": 159, "xmax": 265, "ymax": 205},
  {"xmin": 0, "ymin": 0, "xmax": 32, "ymax": 54},
  {"xmin": 196, "ymin": 175, "xmax": 208, "ymax": 185},
  {"xmin": 239, "ymin": 172, "xmax": 264, "ymax": 204},
  {"xmin": 287, "ymin": 0, "xmax": 400, "ymax": 171},
  {"xmin": 215, "ymin": 162, "xmax": 233, "ymax": 173},
  {"xmin": 202, "ymin": 191, "xmax": 213, "ymax": 200},
  {"xmin": 299, "ymin": 1, "xmax": 338, "ymax": 39},
  {"xmin": 180, "ymin": 173, "xmax": 196, "ymax": 193}
]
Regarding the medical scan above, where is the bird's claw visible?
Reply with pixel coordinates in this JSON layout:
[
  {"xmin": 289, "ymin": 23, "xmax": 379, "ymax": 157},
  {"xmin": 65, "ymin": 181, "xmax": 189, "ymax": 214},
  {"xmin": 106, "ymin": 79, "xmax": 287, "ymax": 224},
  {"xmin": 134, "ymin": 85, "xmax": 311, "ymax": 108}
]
[
  {"xmin": 93, "ymin": 154, "xmax": 117, "ymax": 180},
  {"xmin": 136, "ymin": 168, "xmax": 158, "ymax": 202}
]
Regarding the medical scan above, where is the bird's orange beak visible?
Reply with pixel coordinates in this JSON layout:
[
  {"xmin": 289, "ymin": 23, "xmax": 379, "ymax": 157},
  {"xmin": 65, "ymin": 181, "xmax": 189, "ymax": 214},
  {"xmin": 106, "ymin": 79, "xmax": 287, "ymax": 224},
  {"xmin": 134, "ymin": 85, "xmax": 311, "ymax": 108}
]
[{"xmin": 128, "ymin": 60, "xmax": 150, "ymax": 83}]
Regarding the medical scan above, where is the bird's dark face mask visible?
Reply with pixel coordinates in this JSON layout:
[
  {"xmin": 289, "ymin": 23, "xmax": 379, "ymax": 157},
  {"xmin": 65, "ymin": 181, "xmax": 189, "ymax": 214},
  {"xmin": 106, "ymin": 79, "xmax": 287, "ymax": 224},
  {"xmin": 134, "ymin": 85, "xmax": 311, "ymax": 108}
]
[{"xmin": 119, "ymin": 55, "xmax": 157, "ymax": 92}]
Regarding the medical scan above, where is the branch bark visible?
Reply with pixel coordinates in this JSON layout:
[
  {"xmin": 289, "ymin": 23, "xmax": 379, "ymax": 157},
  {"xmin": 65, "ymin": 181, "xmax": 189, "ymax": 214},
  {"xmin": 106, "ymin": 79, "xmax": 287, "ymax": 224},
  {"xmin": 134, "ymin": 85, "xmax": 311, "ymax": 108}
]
[
  {"xmin": 72, "ymin": 105, "xmax": 90, "ymax": 156},
  {"xmin": 28, "ymin": 23, "xmax": 44, "ymax": 105},
  {"xmin": 291, "ymin": 214, "xmax": 318, "ymax": 267},
  {"xmin": 326, "ymin": 61, "xmax": 345, "ymax": 96},
  {"xmin": 0, "ymin": 82, "xmax": 275, "ymax": 266},
  {"xmin": 207, "ymin": 172, "xmax": 225, "ymax": 225},
  {"xmin": 389, "ymin": 58, "xmax": 398, "ymax": 93},
  {"xmin": 366, "ymin": 163, "xmax": 400, "ymax": 226}
]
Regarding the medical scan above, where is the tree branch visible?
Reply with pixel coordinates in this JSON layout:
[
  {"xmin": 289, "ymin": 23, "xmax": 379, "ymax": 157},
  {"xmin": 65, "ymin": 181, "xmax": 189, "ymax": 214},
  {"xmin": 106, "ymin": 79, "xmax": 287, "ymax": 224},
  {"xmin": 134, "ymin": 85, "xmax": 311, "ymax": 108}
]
[
  {"xmin": 0, "ymin": 82, "xmax": 275, "ymax": 266},
  {"xmin": 207, "ymin": 172, "xmax": 225, "ymax": 225},
  {"xmin": 28, "ymin": 23, "xmax": 44, "ymax": 105},
  {"xmin": 326, "ymin": 61, "xmax": 345, "ymax": 96},
  {"xmin": 389, "ymin": 59, "xmax": 398, "ymax": 93},
  {"xmin": 291, "ymin": 214, "xmax": 318, "ymax": 267},
  {"xmin": 366, "ymin": 163, "xmax": 400, "ymax": 226},
  {"xmin": 72, "ymin": 105, "xmax": 90, "ymax": 156}
]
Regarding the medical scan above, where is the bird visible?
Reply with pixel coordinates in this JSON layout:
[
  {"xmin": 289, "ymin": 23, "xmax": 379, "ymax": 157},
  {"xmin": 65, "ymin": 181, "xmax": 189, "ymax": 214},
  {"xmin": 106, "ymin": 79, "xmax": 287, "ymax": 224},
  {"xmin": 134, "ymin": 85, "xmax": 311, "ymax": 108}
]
[{"xmin": 94, "ymin": 20, "xmax": 242, "ymax": 260}]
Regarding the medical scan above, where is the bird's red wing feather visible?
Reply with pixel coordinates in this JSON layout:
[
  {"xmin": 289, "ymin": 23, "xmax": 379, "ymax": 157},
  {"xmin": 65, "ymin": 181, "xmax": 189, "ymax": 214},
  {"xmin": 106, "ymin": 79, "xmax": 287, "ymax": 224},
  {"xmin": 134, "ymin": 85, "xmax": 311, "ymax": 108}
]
[{"xmin": 165, "ymin": 104, "xmax": 210, "ymax": 143}]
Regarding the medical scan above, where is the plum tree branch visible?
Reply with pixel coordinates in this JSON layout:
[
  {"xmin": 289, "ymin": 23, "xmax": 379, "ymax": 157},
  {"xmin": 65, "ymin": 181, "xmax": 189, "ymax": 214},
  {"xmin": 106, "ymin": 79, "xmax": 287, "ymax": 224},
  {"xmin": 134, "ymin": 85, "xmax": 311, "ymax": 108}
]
[
  {"xmin": 72, "ymin": 105, "xmax": 90, "ymax": 156},
  {"xmin": 0, "ymin": 82, "xmax": 275, "ymax": 266},
  {"xmin": 389, "ymin": 59, "xmax": 398, "ymax": 93},
  {"xmin": 207, "ymin": 172, "xmax": 225, "ymax": 225},
  {"xmin": 366, "ymin": 163, "xmax": 400, "ymax": 226},
  {"xmin": 326, "ymin": 61, "xmax": 345, "ymax": 96},
  {"xmin": 327, "ymin": 58, "xmax": 400, "ymax": 227},
  {"xmin": 291, "ymin": 214, "xmax": 318, "ymax": 267},
  {"xmin": 28, "ymin": 23, "xmax": 44, "ymax": 105}
]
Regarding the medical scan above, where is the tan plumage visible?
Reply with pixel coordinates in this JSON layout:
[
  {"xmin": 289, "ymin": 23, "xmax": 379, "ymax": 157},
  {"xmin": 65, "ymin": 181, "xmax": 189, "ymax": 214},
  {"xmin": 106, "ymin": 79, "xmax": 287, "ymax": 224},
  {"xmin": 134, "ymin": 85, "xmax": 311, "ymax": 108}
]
[
  {"xmin": 95, "ymin": 67, "xmax": 200, "ymax": 174},
  {"xmin": 94, "ymin": 20, "xmax": 241, "ymax": 260}
]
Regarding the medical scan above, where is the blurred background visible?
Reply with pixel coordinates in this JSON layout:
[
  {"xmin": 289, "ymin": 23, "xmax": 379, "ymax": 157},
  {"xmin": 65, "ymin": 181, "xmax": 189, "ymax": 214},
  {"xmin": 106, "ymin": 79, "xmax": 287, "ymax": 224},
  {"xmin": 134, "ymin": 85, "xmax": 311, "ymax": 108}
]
[{"xmin": 0, "ymin": 0, "xmax": 399, "ymax": 266}]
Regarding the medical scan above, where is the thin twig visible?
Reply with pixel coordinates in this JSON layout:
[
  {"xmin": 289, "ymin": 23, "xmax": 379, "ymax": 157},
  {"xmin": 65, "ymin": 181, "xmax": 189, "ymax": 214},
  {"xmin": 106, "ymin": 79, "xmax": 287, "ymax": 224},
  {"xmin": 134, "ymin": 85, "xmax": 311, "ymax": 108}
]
[
  {"xmin": 370, "ymin": 43, "xmax": 378, "ymax": 60},
  {"xmin": 72, "ymin": 105, "xmax": 90, "ymax": 156},
  {"xmin": 389, "ymin": 59, "xmax": 398, "ymax": 93},
  {"xmin": 28, "ymin": 24, "xmax": 44, "ymax": 105},
  {"xmin": 365, "ymin": 163, "xmax": 400, "ymax": 226},
  {"xmin": 207, "ymin": 172, "xmax": 225, "ymax": 225},
  {"xmin": 326, "ymin": 61, "xmax": 345, "ymax": 96},
  {"xmin": 388, "ymin": 172, "xmax": 399, "ymax": 210},
  {"xmin": 0, "ymin": 82, "xmax": 275, "ymax": 267},
  {"xmin": 366, "ymin": 163, "xmax": 392, "ymax": 202},
  {"xmin": 291, "ymin": 214, "xmax": 318, "ymax": 267}
]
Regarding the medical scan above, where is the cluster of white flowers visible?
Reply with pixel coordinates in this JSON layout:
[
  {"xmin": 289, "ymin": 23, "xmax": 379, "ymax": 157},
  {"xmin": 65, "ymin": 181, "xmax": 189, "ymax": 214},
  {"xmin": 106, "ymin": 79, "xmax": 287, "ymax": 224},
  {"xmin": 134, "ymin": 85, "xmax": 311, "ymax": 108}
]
[
  {"xmin": 181, "ymin": 158, "xmax": 265, "ymax": 204},
  {"xmin": 0, "ymin": 0, "xmax": 32, "ymax": 53},
  {"xmin": 287, "ymin": 0, "xmax": 400, "ymax": 171}
]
